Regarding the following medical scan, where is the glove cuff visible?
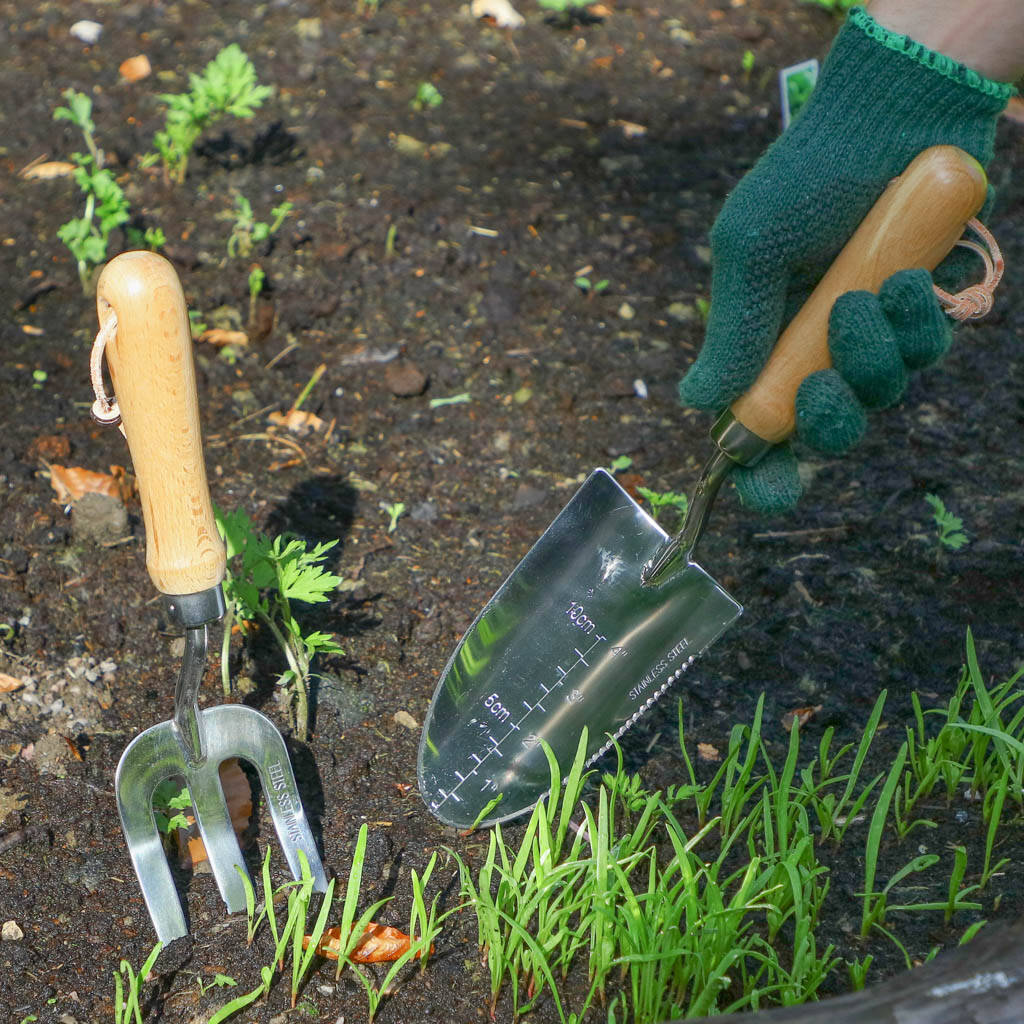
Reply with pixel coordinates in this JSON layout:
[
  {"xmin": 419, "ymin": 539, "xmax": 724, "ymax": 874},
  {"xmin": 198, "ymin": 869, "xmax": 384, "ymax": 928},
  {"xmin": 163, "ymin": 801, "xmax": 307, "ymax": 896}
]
[
  {"xmin": 800, "ymin": 7, "xmax": 1011, "ymax": 171},
  {"xmin": 847, "ymin": 7, "xmax": 1015, "ymax": 104}
]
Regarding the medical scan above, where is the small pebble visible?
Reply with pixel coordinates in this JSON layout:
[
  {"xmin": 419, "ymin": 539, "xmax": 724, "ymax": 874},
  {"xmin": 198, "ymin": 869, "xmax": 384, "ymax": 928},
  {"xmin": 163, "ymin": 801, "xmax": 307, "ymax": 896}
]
[
  {"xmin": 385, "ymin": 360, "xmax": 428, "ymax": 397},
  {"xmin": 70, "ymin": 20, "xmax": 102, "ymax": 43},
  {"xmin": 618, "ymin": 302, "xmax": 635, "ymax": 320},
  {"xmin": 410, "ymin": 501, "xmax": 437, "ymax": 523},
  {"xmin": 2, "ymin": 920, "xmax": 24, "ymax": 941},
  {"xmin": 393, "ymin": 710, "xmax": 418, "ymax": 731},
  {"xmin": 71, "ymin": 492, "xmax": 129, "ymax": 544}
]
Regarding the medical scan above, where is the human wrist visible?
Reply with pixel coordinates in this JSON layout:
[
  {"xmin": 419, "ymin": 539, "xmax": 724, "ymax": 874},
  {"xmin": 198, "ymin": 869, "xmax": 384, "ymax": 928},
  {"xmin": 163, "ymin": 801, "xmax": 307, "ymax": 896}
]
[
  {"xmin": 867, "ymin": 0, "xmax": 1024, "ymax": 83},
  {"xmin": 851, "ymin": 7, "xmax": 1015, "ymax": 101},
  {"xmin": 794, "ymin": 8, "xmax": 1009, "ymax": 173}
]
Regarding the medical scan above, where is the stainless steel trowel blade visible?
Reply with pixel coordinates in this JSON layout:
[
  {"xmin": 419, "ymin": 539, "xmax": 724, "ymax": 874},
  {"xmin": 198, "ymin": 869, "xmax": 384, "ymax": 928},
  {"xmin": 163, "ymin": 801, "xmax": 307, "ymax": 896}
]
[{"xmin": 417, "ymin": 469, "xmax": 742, "ymax": 829}]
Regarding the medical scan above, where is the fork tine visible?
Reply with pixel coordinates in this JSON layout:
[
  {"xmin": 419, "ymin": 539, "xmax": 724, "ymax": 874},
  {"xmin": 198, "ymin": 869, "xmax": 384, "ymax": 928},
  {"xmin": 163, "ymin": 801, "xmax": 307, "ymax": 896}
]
[
  {"xmin": 115, "ymin": 724, "xmax": 189, "ymax": 942},
  {"xmin": 186, "ymin": 756, "xmax": 250, "ymax": 914},
  {"xmin": 205, "ymin": 705, "xmax": 328, "ymax": 891}
]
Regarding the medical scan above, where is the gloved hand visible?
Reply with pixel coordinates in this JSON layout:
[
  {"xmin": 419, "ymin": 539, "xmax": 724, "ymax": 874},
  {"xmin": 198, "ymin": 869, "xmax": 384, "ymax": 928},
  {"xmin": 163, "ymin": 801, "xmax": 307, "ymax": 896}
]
[{"xmin": 679, "ymin": 7, "xmax": 1011, "ymax": 515}]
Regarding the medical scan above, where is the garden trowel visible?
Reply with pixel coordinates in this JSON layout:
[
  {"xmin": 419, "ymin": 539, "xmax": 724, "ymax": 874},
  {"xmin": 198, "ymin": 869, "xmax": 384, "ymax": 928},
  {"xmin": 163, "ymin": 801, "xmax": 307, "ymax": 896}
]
[
  {"xmin": 97, "ymin": 252, "xmax": 327, "ymax": 942},
  {"xmin": 418, "ymin": 146, "xmax": 990, "ymax": 829}
]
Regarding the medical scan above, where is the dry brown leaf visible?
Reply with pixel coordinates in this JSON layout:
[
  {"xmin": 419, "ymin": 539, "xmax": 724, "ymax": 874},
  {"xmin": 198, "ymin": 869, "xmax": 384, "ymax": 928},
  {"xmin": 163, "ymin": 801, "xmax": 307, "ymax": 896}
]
[
  {"xmin": 177, "ymin": 758, "xmax": 253, "ymax": 868},
  {"xmin": 198, "ymin": 328, "xmax": 249, "ymax": 347},
  {"xmin": 28, "ymin": 434, "xmax": 71, "ymax": 462},
  {"xmin": 268, "ymin": 409, "xmax": 325, "ymax": 435},
  {"xmin": 49, "ymin": 464, "xmax": 132, "ymax": 504},
  {"xmin": 697, "ymin": 742, "xmax": 720, "ymax": 762},
  {"xmin": 0, "ymin": 673, "xmax": 24, "ymax": 693},
  {"xmin": 119, "ymin": 54, "xmax": 152, "ymax": 82},
  {"xmin": 612, "ymin": 119, "xmax": 647, "ymax": 138},
  {"xmin": 781, "ymin": 705, "xmax": 823, "ymax": 733},
  {"xmin": 20, "ymin": 161, "xmax": 76, "ymax": 180},
  {"xmin": 304, "ymin": 922, "xmax": 433, "ymax": 963}
]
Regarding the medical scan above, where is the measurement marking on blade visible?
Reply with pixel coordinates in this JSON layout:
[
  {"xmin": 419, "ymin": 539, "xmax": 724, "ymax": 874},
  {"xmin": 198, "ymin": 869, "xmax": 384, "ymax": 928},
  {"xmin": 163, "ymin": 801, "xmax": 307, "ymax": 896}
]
[{"xmin": 432, "ymin": 633, "xmax": 608, "ymax": 812}]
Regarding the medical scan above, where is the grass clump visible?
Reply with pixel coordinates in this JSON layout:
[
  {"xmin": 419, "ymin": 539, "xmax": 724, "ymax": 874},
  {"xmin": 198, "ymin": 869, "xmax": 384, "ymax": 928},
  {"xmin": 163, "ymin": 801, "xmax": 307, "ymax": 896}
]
[{"xmin": 452, "ymin": 631, "xmax": 1022, "ymax": 1021}]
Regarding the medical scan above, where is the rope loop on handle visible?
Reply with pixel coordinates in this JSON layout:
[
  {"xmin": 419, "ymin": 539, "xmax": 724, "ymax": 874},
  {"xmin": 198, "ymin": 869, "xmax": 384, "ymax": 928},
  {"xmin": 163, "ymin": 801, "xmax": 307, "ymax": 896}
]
[
  {"xmin": 89, "ymin": 311, "xmax": 121, "ymax": 426},
  {"xmin": 933, "ymin": 217, "xmax": 1003, "ymax": 322}
]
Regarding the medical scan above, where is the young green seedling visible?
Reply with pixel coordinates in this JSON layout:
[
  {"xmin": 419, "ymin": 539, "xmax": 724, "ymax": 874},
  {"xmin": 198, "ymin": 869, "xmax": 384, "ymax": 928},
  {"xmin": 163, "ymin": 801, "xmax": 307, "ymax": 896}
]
[
  {"xmin": 150, "ymin": 44, "xmax": 273, "ymax": 184},
  {"xmin": 411, "ymin": 82, "xmax": 443, "ymax": 110},
  {"xmin": 248, "ymin": 265, "xmax": 266, "ymax": 325},
  {"xmin": 215, "ymin": 507, "xmax": 343, "ymax": 739},
  {"xmin": 112, "ymin": 943, "xmax": 162, "ymax": 1024},
  {"xmin": 227, "ymin": 196, "xmax": 293, "ymax": 258},
  {"xmin": 925, "ymin": 493, "xmax": 969, "ymax": 553},
  {"xmin": 53, "ymin": 90, "xmax": 131, "ymax": 292},
  {"xmin": 636, "ymin": 486, "xmax": 689, "ymax": 530},
  {"xmin": 574, "ymin": 275, "xmax": 609, "ymax": 296},
  {"xmin": 381, "ymin": 501, "xmax": 405, "ymax": 534}
]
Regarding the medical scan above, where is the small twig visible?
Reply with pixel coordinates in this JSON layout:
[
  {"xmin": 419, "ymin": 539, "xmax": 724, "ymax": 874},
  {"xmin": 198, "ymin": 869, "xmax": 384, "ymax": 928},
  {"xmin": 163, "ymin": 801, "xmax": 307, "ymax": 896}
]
[
  {"xmin": 265, "ymin": 342, "xmax": 299, "ymax": 370},
  {"xmin": 225, "ymin": 403, "xmax": 280, "ymax": 431},
  {"xmin": 237, "ymin": 432, "xmax": 311, "ymax": 466},
  {"xmin": 752, "ymin": 526, "xmax": 850, "ymax": 541}
]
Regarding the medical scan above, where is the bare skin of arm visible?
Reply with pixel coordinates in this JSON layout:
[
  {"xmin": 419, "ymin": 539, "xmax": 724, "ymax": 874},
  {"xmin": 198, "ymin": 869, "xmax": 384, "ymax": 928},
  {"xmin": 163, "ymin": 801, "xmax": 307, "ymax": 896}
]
[{"xmin": 869, "ymin": 0, "xmax": 1024, "ymax": 82}]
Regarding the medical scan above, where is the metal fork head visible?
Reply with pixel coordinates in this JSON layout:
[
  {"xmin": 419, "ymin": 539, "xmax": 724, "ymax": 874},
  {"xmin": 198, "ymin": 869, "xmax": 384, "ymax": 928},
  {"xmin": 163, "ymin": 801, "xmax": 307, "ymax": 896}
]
[{"xmin": 115, "ymin": 704, "xmax": 328, "ymax": 942}]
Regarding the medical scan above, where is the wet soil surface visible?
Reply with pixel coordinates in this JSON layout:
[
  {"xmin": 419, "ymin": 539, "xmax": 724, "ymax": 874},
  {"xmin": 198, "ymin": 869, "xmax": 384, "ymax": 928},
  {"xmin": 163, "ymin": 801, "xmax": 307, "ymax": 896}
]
[{"xmin": 1, "ymin": 1, "xmax": 1023, "ymax": 1021}]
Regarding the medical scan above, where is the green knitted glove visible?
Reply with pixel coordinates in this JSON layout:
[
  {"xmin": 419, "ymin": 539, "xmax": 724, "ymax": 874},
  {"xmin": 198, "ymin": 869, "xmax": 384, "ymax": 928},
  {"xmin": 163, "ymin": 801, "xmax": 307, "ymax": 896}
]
[{"xmin": 678, "ymin": 7, "xmax": 1011, "ymax": 515}]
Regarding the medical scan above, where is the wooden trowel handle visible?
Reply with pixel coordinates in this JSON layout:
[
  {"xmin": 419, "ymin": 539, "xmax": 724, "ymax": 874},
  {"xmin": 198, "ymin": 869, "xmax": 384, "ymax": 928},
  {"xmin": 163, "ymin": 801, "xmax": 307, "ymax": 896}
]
[
  {"xmin": 97, "ymin": 252, "xmax": 226, "ymax": 596},
  {"xmin": 728, "ymin": 146, "xmax": 988, "ymax": 446}
]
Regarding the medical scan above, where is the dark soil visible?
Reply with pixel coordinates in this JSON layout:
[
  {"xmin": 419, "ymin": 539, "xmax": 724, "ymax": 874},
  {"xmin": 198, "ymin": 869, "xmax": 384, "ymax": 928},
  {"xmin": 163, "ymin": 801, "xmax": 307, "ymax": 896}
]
[{"xmin": 1, "ymin": 1, "xmax": 1023, "ymax": 1021}]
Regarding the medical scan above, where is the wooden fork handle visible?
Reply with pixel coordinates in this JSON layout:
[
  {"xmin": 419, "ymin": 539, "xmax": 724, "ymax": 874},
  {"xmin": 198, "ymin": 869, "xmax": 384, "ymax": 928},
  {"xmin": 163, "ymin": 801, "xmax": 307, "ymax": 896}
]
[{"xmin": 97, "ymin": 251, "xmax": 226, "ymax": 596}]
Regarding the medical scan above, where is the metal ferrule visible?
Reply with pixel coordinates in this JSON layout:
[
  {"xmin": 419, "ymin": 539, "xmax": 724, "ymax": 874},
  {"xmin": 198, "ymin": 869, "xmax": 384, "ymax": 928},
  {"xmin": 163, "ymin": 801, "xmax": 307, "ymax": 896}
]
[
  {"xmin": 641, "ymin": 411, "xmax": 774, "ymax": 588},
  {"xmin": 164, "ymin": 585, "xmax": 226, "ymax": 629},
  {"xmin": 709, "ymin": 409, "xmax": 774, "ymax": 468}
]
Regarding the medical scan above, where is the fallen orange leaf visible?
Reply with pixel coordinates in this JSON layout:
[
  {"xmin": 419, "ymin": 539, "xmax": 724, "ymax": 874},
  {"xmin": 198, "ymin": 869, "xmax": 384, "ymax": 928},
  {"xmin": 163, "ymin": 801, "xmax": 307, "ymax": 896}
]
[
  {"xmin": 119, "ymin": 54, "xmax": 152, "ymax": 82},
  {"xmin": 49, "ymin": 464, "xmax": 133, "ymax": 503},
  {"xmin": 304, "ymin": 922, "xmax": 433, "ymax": 963},
  {"xmin": 268, "ymin": 409, "xmax": 325, "ymax": 435},
  {"xmin": 198, "ymin": 328, "xmax": 249, "ymax": 347},
  {"xmin": 0, "ymin": 673, "xmax": 24, "ymax": 693},
  {"xmin": 20, "ymin": 160, "xmax": 76, "ymax": 180},
  {"xmin": 611, "ymin": 119, "xmax": 647, "ymax": 138},
  {"xmin": 781, "ymin": 705, "xmax": 823, "ymax": 733}
]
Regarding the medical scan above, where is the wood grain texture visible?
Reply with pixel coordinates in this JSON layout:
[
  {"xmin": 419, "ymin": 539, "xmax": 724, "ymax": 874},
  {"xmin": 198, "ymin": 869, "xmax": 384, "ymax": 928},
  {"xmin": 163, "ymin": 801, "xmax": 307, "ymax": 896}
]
[
  {"xmin": 97, "ymin": 251, "xmax": 225, "ymax": 595},
  {"xmin": 731, "ymin": 146, "xmax": 988, "ymax": 444},
  {"xmin": 678, "ymin": 914, "xmax": 1024, "ymax": 1024}
]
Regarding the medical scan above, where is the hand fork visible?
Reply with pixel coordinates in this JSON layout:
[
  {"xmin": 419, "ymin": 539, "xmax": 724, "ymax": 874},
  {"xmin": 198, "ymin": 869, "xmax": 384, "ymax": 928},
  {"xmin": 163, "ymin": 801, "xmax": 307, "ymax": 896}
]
[{"xmin": 97, "ymin": 251, "xmax": 328, "ymax": 942}]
